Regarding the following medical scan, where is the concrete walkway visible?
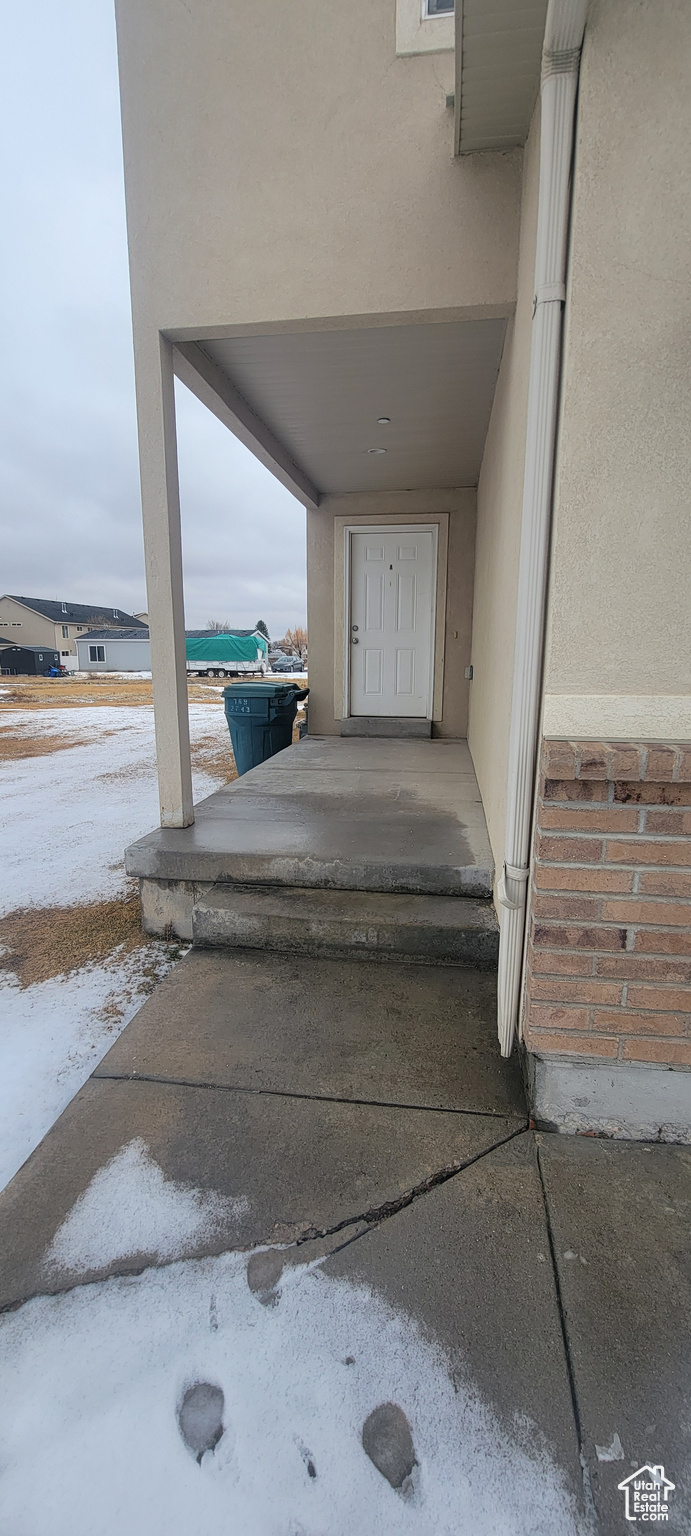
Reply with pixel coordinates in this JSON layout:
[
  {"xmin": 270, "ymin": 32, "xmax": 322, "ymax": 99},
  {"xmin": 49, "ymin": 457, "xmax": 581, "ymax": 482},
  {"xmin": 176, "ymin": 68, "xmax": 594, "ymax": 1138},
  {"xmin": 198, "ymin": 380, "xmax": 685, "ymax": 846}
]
[{"xmin": 1, "ymin": 950, "xmax": 689, "ymax": 1533}]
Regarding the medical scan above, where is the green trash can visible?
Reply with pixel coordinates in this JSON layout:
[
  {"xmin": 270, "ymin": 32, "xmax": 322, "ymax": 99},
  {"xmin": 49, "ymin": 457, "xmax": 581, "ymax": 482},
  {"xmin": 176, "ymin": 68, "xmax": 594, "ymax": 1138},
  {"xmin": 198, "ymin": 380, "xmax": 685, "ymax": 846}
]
[{"xmin": 223, "ymin": 681, "xmax": 309, "ymax": 776}]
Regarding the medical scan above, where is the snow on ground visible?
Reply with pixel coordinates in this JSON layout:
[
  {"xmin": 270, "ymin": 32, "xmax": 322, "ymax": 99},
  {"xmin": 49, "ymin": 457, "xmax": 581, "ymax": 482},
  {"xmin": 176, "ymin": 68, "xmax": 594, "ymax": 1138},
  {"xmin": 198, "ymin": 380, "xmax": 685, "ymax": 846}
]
[
  {"xmin": 0, "ymin": 1143, "xmax": 579, "ymax": 1536},
  {"xmin": 0, "ymin": 953, "xmax": 174, "ymax": 1191},
  {"xmin": 0, "ymin": 699, "xmax": 233, "ymax": 1190},
  {"xmin": 0, "ymin": 702, "xmax": 229, "ymax": 912}
]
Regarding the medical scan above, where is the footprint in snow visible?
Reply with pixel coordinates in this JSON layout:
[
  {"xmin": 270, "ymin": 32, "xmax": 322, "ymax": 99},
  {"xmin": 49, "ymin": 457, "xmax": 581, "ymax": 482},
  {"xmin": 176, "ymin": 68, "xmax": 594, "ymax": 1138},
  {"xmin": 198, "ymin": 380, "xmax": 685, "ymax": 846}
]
[
  {"xmin": 177, "ymin": 1381, "xmax": 225, "ymax": 1464},
  {"xmin": 362, "ymin": 1402, "xmax": 418, "ymax": 1494},
  {"xmin": 246, "ymin": 1248, "xmax": 284, "ymax": 1305}
]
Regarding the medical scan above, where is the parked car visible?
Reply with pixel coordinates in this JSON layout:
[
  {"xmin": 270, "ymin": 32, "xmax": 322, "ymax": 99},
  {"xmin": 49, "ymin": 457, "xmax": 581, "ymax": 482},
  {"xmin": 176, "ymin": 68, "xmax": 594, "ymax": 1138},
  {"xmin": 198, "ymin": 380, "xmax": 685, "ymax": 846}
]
[{"xmin": 271, "ymin": 652, "xmax": 305, "ymax": 673}]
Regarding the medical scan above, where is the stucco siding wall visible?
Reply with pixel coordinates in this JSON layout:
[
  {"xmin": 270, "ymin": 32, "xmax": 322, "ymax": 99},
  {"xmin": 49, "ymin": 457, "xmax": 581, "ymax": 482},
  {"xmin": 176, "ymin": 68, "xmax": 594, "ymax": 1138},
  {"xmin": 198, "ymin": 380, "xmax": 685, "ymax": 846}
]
[
  {"xmin": 0, "ymin": 599, "xmax": 54, "ymax": 649},
  {"xmin": 467, "ymin": 102, "xmax": 541, "ymax": 872},
  {"xmin": 307, "ymin": 489, "xmax": 475, "ymax": 737},
  {"xmin": 115, "ymin": 0, "xmax": 522, "ymax": 336},
  {"xmin": 543, "ymin": 0, "xmax": 691, "ymax": 737}
]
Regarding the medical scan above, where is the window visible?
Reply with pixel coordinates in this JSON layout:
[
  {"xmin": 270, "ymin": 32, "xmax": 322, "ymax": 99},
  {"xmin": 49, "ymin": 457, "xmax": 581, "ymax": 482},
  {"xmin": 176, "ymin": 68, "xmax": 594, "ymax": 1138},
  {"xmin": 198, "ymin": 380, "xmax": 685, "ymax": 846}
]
[
  {"xmin": 396, "ymin": 0, "xmax": 454, "ymax": 54},
  {"xmin": 77, "ymin": 625, "xmax": 85, "ymax": 632},
  {"xmin": 62, "ymin": 624, "xmax": 69, "ymax": 638},
  {"xmin": 38, "ymin": 653, "xmax": 44, "ymax": 661},
  {"xmin": 89, "ymin": 645, "xmax": 106, "ymax": 663},
  {"xmin": 11, "ymin": 621, "xmax": 21, "ymax": 626},
  {"xmin": 61, "ymin": 650, "xmax": 70, "ymax": 657}
]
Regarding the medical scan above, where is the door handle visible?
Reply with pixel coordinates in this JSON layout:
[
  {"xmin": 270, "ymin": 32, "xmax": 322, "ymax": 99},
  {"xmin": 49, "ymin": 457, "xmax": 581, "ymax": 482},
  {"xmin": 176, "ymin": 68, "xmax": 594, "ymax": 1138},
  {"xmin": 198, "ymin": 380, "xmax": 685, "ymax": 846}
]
[{"xmin": 352, "ymin": 637, "xmax": 359, "ymax": 644}]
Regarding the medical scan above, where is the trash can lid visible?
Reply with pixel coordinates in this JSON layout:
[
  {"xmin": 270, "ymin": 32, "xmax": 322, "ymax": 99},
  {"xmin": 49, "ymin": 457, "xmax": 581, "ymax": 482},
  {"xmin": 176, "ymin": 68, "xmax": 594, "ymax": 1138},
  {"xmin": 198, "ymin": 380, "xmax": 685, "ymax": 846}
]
[{"xmin": 222, "ymin": 681, "xmax": 309, "ymax": 698}]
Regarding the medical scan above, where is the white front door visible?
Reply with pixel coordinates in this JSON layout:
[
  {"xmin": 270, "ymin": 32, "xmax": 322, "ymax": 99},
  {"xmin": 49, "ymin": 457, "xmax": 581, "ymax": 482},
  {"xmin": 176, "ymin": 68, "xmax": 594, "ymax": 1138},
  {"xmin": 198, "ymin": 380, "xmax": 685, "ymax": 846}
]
[{"xmin": 349, "ymin": 526, "xmax": 436, "ymax": 718}]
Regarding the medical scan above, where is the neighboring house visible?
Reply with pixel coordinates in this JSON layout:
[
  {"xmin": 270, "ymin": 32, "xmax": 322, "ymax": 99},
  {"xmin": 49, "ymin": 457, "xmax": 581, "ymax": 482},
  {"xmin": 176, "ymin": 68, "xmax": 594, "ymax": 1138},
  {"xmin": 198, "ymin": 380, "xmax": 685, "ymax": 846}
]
[
  {"xmin": 0, "ymin": 643, "xmax": 61, "ymax": 676},
  {"xmin": 76, "ymin": 628, "xmax": 151, "ymax": 672},
  {"xmin": 114, "ymin": 1, "xmax": 690, "ymax": 1134},
  {"xmin": 0, "ymin": 597, "xmax": 142, "ymax": 670}
]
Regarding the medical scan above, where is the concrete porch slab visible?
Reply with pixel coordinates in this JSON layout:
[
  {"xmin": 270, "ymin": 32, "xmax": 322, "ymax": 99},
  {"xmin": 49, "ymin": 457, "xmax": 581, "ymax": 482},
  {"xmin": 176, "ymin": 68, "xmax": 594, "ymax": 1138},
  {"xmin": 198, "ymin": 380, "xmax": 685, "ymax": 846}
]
[
  {"xmin": 95, "ymin": 948, "xmax": 525, "ymax": 1118},
  {"xmin": 125, "ymin": 737, "xmax": 494, "ymax": 897},
  {"xmin": 0, "ymin": 1076, "xmax": 521, "ymax": 1310},
  {"xmin": 256, "ymin": 737, "xmax": 478, "ymax": 772}
]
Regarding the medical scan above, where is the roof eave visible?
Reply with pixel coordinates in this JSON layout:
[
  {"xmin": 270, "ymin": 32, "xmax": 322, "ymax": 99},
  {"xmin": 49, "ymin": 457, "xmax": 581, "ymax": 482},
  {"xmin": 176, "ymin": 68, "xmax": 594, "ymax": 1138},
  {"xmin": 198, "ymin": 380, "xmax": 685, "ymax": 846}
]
[{"xmin": 454, "ymin": 0, "xmax": 549, "ymax": 157}]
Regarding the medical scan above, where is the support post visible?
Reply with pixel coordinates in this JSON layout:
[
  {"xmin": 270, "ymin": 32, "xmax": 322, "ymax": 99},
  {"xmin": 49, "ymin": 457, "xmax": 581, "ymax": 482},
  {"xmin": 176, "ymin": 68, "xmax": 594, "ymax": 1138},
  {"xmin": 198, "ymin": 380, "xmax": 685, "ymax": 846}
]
[{"xmin": 134, "ymin": 330, "xmax": 194, "ymax": 827}]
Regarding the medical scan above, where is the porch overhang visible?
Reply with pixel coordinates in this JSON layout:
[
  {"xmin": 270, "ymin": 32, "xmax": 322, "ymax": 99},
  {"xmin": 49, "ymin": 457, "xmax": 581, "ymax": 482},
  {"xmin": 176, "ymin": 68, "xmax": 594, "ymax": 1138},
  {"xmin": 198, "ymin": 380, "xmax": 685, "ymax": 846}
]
[{"xmin": 170, "ymin": 309, "xmax": 512, "ymax": 509}]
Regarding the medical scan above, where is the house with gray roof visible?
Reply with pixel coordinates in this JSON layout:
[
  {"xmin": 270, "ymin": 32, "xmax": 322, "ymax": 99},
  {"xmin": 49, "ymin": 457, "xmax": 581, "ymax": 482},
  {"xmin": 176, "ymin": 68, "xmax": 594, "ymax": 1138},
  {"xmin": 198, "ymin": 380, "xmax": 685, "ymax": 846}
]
[
  {"xmin": 75, "ymin": 628, "xmax": 151, "ymax": 673},
  {"xmin": 0, "ymin": 596, "xmax": 142, "ymax": 669}
]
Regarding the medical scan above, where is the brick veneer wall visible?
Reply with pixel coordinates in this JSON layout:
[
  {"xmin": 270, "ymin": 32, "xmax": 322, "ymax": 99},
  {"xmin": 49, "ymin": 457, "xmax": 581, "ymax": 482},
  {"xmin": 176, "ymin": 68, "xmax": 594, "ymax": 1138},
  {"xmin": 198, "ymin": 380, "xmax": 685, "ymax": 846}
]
[{"xmin": 523, "ymin": 741, "xmax": 691, "ymax": 1068}]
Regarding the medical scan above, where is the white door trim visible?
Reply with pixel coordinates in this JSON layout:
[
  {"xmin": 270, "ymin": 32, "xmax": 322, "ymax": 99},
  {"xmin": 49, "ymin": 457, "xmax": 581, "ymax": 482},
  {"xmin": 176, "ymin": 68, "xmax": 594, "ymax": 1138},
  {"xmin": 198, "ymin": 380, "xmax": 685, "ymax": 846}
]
[{"xmin": 342, "ymin": 523, "xmax": 439, "ymax": 720}]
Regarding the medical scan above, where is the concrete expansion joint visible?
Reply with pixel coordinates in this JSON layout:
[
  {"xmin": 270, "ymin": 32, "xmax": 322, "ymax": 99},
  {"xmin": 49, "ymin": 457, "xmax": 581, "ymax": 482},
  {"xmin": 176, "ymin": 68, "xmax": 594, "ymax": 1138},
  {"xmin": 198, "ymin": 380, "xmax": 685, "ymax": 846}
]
[
  {"xmin": 534, "ymin": 1142, "xmax": 595, "ymax": 1526},
  {"xmin": 92, "ymin": 1071, "xmax": 519, "ymax": 1121}
]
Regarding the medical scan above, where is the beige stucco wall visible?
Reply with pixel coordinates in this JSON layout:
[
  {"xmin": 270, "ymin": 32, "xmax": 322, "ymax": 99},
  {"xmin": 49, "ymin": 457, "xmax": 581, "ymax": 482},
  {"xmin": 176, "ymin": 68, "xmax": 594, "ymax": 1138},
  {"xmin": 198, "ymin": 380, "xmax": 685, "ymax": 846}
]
[
  {"xmin": 466, "ymin": 103, "xmax": 541, "ymax": 870},
  {"xmin": 115, "ymin": 0, "xmax": 522, "ymax": 337},
  {"xmin": 307, "ymin": 490, "xmax": 475, "ymax": 737},
  {"xmin": 0, "ymin": 599, "xmax": 66, "ymax": 652},
  {"xmin": 543, "ymin": 0, "xmax": 691, "ymax": 738}
]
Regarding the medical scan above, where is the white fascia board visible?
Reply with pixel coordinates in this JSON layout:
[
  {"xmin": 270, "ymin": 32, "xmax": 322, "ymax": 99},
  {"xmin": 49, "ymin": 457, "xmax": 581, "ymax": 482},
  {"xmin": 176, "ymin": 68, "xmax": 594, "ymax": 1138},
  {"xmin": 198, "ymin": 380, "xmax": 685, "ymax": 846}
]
[{"xmin": 172, "ymin": 340, "xmax": 321, "ymax": 511}]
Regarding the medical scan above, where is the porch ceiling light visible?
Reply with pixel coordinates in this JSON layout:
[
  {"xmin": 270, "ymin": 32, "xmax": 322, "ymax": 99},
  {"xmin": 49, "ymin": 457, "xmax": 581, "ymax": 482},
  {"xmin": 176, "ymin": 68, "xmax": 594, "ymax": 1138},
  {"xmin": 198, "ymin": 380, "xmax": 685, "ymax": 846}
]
[
  {"xmin": 367, "ymin": 447, "xmax": 387, "ymax": 454},
  {"xmin": 377, "ymin": 416, "xmax": 391, "ymax": 425}
]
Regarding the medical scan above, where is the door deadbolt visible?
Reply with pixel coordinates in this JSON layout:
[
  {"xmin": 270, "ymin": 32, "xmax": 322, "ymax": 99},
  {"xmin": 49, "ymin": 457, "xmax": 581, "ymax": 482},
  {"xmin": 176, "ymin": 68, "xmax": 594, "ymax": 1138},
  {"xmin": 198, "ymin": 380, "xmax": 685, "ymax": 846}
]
[{"xmin": 351, "ymin": 624, "xmax": 359, "ymax": 631}]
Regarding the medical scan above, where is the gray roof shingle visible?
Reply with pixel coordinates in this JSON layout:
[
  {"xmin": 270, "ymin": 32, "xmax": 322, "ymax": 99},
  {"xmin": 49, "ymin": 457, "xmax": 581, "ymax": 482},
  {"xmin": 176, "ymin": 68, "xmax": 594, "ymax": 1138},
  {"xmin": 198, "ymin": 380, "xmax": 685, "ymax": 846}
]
[{"xmin": 4, "ymin": 596, "xmax": 140, "ymax": 626}]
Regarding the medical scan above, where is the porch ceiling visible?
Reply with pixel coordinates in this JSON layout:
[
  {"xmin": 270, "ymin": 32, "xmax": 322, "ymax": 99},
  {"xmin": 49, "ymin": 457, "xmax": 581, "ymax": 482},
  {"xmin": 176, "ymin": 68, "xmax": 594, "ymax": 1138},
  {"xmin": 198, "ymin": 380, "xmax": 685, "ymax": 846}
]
[{"xmin": 188, "ymin": 318, "xmax": 507, "ymax": 501}]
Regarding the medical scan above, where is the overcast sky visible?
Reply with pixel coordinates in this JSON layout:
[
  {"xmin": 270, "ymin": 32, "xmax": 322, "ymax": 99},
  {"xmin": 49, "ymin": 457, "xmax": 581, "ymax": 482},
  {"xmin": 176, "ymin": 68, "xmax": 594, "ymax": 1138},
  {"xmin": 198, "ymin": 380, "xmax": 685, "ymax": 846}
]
[{"xmin": 0, "ymin": 0, "xmax": 306, "ymax": 637}]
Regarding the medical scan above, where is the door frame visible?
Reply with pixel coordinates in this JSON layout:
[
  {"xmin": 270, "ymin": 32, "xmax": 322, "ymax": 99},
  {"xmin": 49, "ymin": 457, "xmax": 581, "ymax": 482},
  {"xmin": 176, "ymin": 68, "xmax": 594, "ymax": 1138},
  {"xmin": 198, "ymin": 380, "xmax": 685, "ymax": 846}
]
[{"xmin": 339, "ymin": 520, "xmax": 443, "ymax": 721}]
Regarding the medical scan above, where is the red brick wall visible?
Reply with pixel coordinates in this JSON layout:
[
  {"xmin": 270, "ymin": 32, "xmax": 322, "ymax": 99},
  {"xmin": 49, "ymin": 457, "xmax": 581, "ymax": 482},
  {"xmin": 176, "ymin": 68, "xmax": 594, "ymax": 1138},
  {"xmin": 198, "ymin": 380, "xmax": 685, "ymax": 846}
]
[{"xmin": 524, "ymin": 741, "xmax": 691, "ymax": 1067}]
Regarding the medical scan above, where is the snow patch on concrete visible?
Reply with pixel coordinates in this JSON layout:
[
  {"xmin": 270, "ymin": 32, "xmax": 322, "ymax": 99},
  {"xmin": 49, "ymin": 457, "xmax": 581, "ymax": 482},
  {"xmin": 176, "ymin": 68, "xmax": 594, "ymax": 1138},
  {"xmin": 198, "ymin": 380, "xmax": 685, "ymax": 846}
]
[{"xmin": 43, "ymin": 1139, "xmax": 250, "ymax": 1276}]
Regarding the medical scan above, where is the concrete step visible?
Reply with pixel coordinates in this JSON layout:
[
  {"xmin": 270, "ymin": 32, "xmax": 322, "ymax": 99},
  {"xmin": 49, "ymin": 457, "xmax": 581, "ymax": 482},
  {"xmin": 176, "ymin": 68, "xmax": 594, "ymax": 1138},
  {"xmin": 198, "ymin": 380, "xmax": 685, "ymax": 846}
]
[
  {"xmin": 340, "ymin": 717, "xmax": 432, "ymax": 739},
  {"xmin": 192, "ymin": 883, "xmax": 499, "ymax": 968}
]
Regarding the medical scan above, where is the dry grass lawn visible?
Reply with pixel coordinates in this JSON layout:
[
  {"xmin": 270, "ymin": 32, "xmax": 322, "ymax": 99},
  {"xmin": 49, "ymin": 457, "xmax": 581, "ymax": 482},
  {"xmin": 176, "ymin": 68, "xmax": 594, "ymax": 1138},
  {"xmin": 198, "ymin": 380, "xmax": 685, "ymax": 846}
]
[
  {"xmin": 0, "ymin": 675, "xmax": 226, "ymax": 711},
  {"xmin": 0, "ymin": 892, "xmax": 159, "ymax": 989},
  {"xmin": 0, "ymin": 724, "xmax": 120, "ymax": 762},
  {"xmin": 190, "ymin": 734, "xmax": 238, "ymax": 783}
]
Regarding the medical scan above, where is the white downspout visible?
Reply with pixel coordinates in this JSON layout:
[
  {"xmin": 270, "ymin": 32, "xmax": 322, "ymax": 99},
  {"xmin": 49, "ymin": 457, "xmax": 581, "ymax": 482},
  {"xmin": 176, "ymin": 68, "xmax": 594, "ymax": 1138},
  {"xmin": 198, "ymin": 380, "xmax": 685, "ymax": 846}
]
[{"xmin": 496, "ymin": 0, "xmax": 588, "ymax": 1057}]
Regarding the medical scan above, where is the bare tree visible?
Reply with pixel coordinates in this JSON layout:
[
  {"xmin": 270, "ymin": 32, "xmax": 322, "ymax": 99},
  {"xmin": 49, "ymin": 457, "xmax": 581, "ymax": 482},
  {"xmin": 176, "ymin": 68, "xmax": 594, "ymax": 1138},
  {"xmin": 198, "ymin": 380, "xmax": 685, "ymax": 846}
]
[
  {"xmin": 283, "ymin": 625, "xmax": 308, "ymax": 660},
  {"xmin": 206, "ymin": 619, "xmax": 231, "ymax": 633}
]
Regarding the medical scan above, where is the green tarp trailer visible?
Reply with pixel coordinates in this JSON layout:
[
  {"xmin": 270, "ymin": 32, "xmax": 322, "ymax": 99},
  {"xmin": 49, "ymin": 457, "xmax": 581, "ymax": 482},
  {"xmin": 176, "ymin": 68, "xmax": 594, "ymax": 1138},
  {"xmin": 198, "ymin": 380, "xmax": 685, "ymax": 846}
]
[{"xmin": 185, "ymin": 630, "xmax": 268, "ymax": 676}]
